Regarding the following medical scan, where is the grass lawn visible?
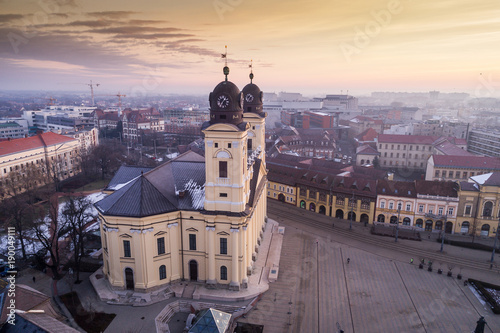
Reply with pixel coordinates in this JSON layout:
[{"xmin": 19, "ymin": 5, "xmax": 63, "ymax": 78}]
[
  {"xmin": 60, "ymin": 291, "xmax": 116, "ymax": 333},
  {"xmin": 73, "ymin": 179, "xmax": 109, "ymax": 192}
]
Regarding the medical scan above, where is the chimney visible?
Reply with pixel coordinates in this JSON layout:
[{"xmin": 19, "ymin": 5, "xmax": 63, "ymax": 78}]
[{"xmin": 178, "ymin": 190, "xmax": 185, "ymax": 198}]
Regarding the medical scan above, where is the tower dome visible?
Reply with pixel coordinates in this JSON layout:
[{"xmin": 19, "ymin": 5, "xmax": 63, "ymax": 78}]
[
  {"xmin": 208, "ymin": 66, "xmax": 243, "ymax": 125},
  {"xmin": 242, "ymin": 72, "xmax": 264, "ymax": 115}
]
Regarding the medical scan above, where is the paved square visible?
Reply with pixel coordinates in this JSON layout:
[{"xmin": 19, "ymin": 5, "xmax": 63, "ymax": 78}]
[{"xmin": 238, "ymin": 223, "xmax": 500, "ymax": 333}]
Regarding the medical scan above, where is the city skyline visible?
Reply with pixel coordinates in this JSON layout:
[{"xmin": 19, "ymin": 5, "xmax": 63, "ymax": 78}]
[{"xmin": 1, "ymin": 0, "xmax": 500, "ymax": 97}]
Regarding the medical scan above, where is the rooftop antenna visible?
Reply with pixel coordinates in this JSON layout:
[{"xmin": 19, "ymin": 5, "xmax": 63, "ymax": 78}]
[
  {"xmin": 249, "ymin": 59, "xmax": 254, "ymax": 83},
  {"xmin": 86, "ymin": 80, "xmax": 100, "ymax": 106},
  {"xmin": 221, "ymin": 45, "xmax": 229, "ymax": 81}
]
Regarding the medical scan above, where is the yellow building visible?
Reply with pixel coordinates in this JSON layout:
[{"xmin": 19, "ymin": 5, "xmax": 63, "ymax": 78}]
[
  {"xmin": 96, "ymin": 67, "xmax": 268, "ymax": 292},
  {"xmin": 456, "ymin": 173, "xmax": 500, "ymax": 237}
]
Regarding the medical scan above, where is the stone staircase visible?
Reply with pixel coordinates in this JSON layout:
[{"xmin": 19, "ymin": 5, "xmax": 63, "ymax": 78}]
[{"xmin": 181, "ymin": 284, "xmax": 196, "ymax": 299}]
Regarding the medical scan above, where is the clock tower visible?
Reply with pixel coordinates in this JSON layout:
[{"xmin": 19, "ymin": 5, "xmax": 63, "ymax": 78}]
[
  {"xmin": 242, "ymin": 67, "xmax": 267, "ymax": 163},
  {"xmin": 203, "ymin": 65, "xmax": 250, "ymax": 213}
]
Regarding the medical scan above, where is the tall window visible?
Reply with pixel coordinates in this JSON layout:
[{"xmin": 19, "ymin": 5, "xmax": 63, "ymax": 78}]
[
  {"xmin": 220, "ymin": 266, "xmax": 228, "ymax": 280},
  {"xmin": 406, "ymin": 204, "xmax": 411, "ymax": 211},
  {"xmin": 123, "ymin": 240, "xmax": 131, "ymax": 258},
  {"xmin": 380, "ymin": 201, "xmax": 385, "ymax": 209},
  {"xmin": 438, "ymin": 207, "xmax": 443, "ymax": 215},
  {"xmin": 159, "ymin": 265, "xmax": 166, "ymax": 280},
  {"xmin": 389, "ymin": 202, "xmax": 394, "ymax": 210},
  {"xmin": 248, "ymin": 139, "xmax": 253, "ymax": 150},
  {"xmin": 220, "ymin": 238, "xmax": 227, "ymax": 255},
  {"xmin": 448, "ymin": 207, "xmax": 454, "ymax": 216},
  {"xmin": 465, "ymin": 205, "xmax": 472, "ymax": 215},
  {"xmin": 157, "ymin": 237, "xmax": 165, "ymax": 255},
  {"xmin": 189, "ymin": 234, "xmax": 196, "ymax": 250},
  {"xmin": 219, "ymin": 161, "xmax": 227, "ymax": 178}
]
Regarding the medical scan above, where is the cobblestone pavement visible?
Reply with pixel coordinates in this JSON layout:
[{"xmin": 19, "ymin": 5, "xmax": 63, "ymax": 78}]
[{"xmin": 238, "ymin": 220, "xmax": 500, "ymax": 333}]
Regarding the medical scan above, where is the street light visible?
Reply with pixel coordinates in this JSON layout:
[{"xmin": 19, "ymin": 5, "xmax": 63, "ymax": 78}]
[
  {"xmin": 491, "ymin": 217, "xmax": 500, "ymax": 264},
  {"xmin": 425, "ymin": 212, "xmax": 448, "ymax": 253},
  {"xmin": 395, "ymin": 201, "xmax": 401, "ymax": 243},
  {"xmin": 349, "ymin": 192, "xmax": 354, "ymax": 230}
]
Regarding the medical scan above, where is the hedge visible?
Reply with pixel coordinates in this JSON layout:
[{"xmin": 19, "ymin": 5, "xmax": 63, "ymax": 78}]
[{"xmin": 468, "ymin": 278, "xmax": 500, "ymax": 314}]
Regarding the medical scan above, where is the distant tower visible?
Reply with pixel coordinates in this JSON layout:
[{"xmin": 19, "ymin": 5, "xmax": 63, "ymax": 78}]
[
  {"xmin": 429, "ymin": 90, "xmax": 440, "ymax": 100},
  {"xmin": 242, "ymin": 60, "xmax": 267, "ymax": 162}
]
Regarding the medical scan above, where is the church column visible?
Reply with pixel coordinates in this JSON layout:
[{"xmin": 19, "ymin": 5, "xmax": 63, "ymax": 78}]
[
  {"xmin": 168, "ymin": 223, "xmax": 180, "ymax": 281},
  {"xmin": 230, "ymin": 227, "xmax": 240, "ymax": 290},
  {"xmin": 206, "ymin": 226, "xmax": 216, "ymax": 287},
  {"xmin": 241, "ymin": 225, "xmax": 248, "ymax": 288}
]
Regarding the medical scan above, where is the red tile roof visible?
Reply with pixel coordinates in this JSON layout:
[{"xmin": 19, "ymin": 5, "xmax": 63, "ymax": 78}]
[
  {"xmin": 0, "ymin": 132, "xmax": 76, "ymax": 157},
  {"xmin": 432, "ymin": 155, "xmax": 500, "ymax": 169},
  {"xmin": 415, "ymin": 180, "xmax": 458, "ymax": 197},
  {"xmin": 355, "ymin": 127, "xmax": 379, "ymax": 142}
]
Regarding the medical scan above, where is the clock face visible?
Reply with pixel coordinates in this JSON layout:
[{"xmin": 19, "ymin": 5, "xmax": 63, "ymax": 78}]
[
  {"xmin": 245, "ymin": 93, "xmax": 254, "ymax": 103},
  {"xmin": 217, "ymin": 94, "xmax": 230, "ymax": 108}
]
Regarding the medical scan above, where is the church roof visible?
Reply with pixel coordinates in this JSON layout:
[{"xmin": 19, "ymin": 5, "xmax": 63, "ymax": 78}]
[
  {"xmin": 105, "ymin": 165, "xmax": 154, "ymax": 191},
  {"xmin": 96, "ymin": 150, "xmax": 206, "ymax": 217}
]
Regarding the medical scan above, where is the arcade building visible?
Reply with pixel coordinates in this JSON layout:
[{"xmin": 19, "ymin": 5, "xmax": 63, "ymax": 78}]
[{"xmin": 95, "ymin": 65, "xmax": 268, "ymax": 292}]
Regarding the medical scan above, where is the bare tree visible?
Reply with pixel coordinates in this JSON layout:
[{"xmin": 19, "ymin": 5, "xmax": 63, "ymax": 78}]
[
  {"xmin": 33, "ymin": 193, "xmax": 69, "ymax": 280},
  {"xmin": 0, "ymin": 164, "xmax": 46, "ymax": 259},
  {"xmin": 62, "ymin": 196, "xmax": 93, "ymax": 282}
]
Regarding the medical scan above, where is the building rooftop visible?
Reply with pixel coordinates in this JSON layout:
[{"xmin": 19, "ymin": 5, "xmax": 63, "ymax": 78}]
[
  {"xmin": 0, "ymin": 132, "xmax": 76, "ymax": 157},
  {"xmin": 431, "ymin": 155, "xmax": 500, "ymax": 169},
  {"xmin": 376, "ymin": 179, "xmax": 417, "ymax": 198},
  {"xmin": 415, "ymin": 180, "xmax": 458, "ymax": 197},
  {"xmin": 470, "ymin": 172, "xmax": 500, "ymax": 186}
]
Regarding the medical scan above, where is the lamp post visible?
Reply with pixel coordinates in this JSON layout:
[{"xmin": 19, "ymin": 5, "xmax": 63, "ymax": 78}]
[
  {"xmin": 349, "ymin": 192, "xmax": 354, "ymax": 230},
  {"xmin": 425, "ymin": 212, "xmax": 447, "ymax": 253},
  {"xmin": 395, "ymin": 202, "xmax": 401, "ymax": 243},
  {"xmin": 491, "ymin": 217, "xmax": 500, "ymax": 263}
]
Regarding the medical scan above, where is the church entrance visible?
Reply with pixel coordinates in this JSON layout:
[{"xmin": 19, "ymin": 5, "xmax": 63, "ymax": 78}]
[
  {"xmin": 189, "ymin": 260, "xmax": 198, "ymax": 281},
  {"xmin": 125, "ymin": 268, "xmax": 134, "ymax": 290}
]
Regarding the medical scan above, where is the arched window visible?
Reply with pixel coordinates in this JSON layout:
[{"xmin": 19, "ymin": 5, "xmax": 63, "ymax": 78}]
[
  {"xmin": 481, "ymin": 224, "xmax": 490, "ymax": 236},
  {"xmin": 403, "ymin": 217, "xmax": 411, "ymax": 226},
  {"xmin": 435, "ymin": 221, "xmax": 442, "ymax": 230},
  {"xmin": 461, "ymin": 221, "xmax": 470, "ymax": 234},
  {"xmin": 377, "ymin": 214, "xmax": 385, "ymax": 222},
  {"xmin": 159, "ymin": 265, "xmax": 166, "ymax": 280},
  {"xmin": 220, "ymin": 266, "xmax": 228, "ymax": 280},
  {"xmin": 390, "ymin": 216, "xmax": 398, "ymax": 224},
  {"xmin": 415, "ymin": 219, "xmax": 423, "ymax": 228},
  {"xmin": 483, "ymin": 201, "xmax": 493, "ymax": 217}
]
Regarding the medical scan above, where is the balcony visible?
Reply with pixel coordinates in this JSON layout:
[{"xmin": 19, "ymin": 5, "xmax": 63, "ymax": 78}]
[{"xmin": 216, "ymin": 177, "xmax": 231, "ymax": 185}]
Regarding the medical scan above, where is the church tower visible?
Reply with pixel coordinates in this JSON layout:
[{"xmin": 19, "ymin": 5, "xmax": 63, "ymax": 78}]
[
  {"xmin": 242, "ymin": 62, "xmax": 267, "ymax": 163},
  {"xmin": 203, "ymin": 64, "xmax": 250, "ymax": 213}
]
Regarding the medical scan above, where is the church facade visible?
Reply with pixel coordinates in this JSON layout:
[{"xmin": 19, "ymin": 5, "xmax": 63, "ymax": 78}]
[{"xmin": 95, "ymin": 66, "xmax": 268, "ymax": 292}]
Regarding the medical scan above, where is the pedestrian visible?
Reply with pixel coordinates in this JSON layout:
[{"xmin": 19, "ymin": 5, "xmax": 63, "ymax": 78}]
[
  {"xmin": 410, "ymin": 258, "xmax": 414, "ymax": 264},
  {"xmin": 32, "ymin": 276, "xmax": 36, "ymax": 283},
  {"xmin": 347, "ymin": 258, "xmax": 350, "ymax": 264},
  {"xmin": 332, "ymin": 223, "xmax": 334, "ymax": 228},
  {"xmin": 490, "ymin": 263, "xmax": 493, "ymax": 269}
]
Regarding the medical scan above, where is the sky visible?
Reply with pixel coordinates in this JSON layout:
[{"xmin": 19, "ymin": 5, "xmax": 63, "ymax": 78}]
[{"xmin": 1, "ymin": 0, "xmax": 500, "ymax": 97}]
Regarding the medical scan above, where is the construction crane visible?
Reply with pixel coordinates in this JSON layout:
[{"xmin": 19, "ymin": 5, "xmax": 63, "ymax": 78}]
[
  {"xmin": 95, "ymin": 92, "xmax": 126, "ymax": 108},
  {"xmin": 86, "ymin": 80, "xmax": 100, "ymax": 106}
]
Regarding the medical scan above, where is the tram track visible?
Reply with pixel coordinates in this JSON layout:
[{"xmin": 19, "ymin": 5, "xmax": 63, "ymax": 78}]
[{"xmin": 268, "ymin": 199, "xmax": 495, "ymax": 273}]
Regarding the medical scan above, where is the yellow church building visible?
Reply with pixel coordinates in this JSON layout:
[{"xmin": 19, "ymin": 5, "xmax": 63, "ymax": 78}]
[{"xmin": 95, "ymin": 65, "xmax": 268, "ymax": 292}]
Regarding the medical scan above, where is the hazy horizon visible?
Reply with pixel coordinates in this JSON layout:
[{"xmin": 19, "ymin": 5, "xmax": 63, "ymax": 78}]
[{"xmin": 1, "ymin": 0, "xmax": 500, "ymax": 98}]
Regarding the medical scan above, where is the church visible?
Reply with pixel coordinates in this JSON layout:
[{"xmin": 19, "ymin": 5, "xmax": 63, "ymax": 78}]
[{"xmin": 95, "ymin": 64, "xmax": 268, "ymax": 292}]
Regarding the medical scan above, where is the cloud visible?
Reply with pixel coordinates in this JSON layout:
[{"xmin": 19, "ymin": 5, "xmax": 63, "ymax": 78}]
[
  {"xmin": 67, "ymin": 20, "xmax": 114, "ymax": 28},
  {"xmin": 86, "ymin": 11, "xmax": 138, "ymax": 19},
  {"xmin": 0, "ymin": 14, "xmax": 24, "ymax": 24},
  {"xmin": 90, "ymin": 26, "xmax": 185, "ymax": 35}
]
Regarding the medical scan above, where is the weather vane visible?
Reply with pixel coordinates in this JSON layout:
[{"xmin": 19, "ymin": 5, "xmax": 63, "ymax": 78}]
[{"xmin": 221, "ymin": 45, "xmax": 229, "ymax": 81}]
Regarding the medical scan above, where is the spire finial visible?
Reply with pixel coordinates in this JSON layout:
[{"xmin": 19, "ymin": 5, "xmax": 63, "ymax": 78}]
[
  {"xmin": 221, "ymin": 45, "xmax": 229, "ymax": 81},
  {"xmin": 249, "ymin": 59, "xmax": 254, "ymax": 83}
]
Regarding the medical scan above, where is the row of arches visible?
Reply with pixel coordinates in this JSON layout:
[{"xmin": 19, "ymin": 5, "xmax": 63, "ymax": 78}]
[
  {"xmin": 299, "ymin": 200, "xmax": 369, "ymax": 223},
  {"xmin": 123, "ymin": 260, "xmax": 228, "ymax": 290},
  {"xmin": 375, "ymin": 215, "xmax": 494, "ymax": 236}
]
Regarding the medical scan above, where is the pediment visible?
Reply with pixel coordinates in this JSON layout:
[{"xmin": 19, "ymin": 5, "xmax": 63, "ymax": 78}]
[
  {"xmin": 217, "ymin": 231, "xmax": 230, "ymax": 236},
  {"xmin": 186, "ymin": 227, "xmax": 198, "ymax": 232}
]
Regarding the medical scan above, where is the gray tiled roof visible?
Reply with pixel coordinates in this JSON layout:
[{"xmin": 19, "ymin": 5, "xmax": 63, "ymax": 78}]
[
  {"xmin": 96, "ymin": 151, "xmax": 206, "ymax": 217},
  {"xmin": 95, "ymin": 176, "xmax": 177, "ymax": 217},
  {"xmin": 105, "ymin": 165, "xmax": 154, "ymax": 191}
]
